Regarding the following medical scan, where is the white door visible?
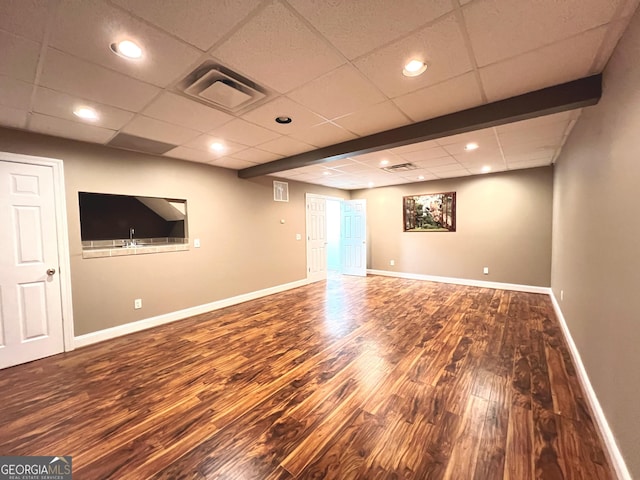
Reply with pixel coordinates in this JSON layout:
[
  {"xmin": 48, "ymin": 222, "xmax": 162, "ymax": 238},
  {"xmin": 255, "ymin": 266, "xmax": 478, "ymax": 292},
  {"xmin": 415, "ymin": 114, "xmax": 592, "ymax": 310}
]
[
  {"xmin": 341, "ymin": 199, "xmax": 367, "ymax": 276},
  {"xmin": 306, "ymin": 195, "xmax": 327, "ymax": 282},
  {"xmin": 0, "ymin": 161, "xmax": 65, "ymax": 369}
]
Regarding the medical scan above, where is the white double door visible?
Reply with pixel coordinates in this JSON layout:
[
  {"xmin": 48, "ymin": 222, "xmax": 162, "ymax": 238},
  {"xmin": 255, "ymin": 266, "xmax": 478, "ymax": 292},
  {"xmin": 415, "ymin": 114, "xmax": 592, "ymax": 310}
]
[
  {"xmin": 306, "ymin": 194, "xmax": 367, "ymax": 281},
  {"xmin": 0, "ymin": 159, "xmax": 66, "ymax": 369}
]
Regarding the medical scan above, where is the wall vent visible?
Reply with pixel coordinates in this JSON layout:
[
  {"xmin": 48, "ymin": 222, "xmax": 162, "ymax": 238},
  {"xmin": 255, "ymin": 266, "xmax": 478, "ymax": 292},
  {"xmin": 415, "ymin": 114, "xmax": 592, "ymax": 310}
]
[
  {"xmin": 273, "ymin": 181, "xmax": 289, "ymax": 202},
  {"xmin": 178, "ymin": 62, "xmax": 268, "ymax": 114},
  {"xmin": 382, "ymin": 163, "xmax": 418, "ymax": 172}
]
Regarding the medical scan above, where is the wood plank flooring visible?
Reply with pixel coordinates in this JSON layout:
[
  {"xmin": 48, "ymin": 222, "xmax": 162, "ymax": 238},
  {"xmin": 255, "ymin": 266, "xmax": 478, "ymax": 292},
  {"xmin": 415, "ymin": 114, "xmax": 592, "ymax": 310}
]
[{"xmin": 0, "ymin": 275, "xmax": 613, "ymax": 479}]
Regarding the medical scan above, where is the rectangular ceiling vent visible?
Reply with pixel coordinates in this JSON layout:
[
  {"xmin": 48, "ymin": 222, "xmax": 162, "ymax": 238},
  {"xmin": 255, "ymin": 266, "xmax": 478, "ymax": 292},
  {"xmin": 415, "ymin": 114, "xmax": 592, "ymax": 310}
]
[
  {"xmin": 382, "ymin": 163, "xmax": 418, "ymax": 172},
  {"xmin": 178, "ymin": 61, "xmax": 268, "ymax": 114}
]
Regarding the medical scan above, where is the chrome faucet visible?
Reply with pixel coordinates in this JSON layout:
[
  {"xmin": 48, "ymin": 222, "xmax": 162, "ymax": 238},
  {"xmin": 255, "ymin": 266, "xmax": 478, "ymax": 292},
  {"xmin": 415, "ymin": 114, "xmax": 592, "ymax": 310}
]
[{"xmin": 128, "ymin": 227, "xmax": 136, "ymax": 247}]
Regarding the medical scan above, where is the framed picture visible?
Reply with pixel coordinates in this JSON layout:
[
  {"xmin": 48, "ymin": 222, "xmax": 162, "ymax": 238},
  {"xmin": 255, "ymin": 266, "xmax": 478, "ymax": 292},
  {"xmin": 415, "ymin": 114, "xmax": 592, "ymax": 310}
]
[{"xmin": 403, "ymin": 191, "xmax": 456, "ymax": 232}]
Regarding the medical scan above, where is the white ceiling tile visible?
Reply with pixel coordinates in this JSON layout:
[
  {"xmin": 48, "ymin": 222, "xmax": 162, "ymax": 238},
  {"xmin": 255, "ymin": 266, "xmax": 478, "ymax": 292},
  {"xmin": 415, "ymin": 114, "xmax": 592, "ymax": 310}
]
[
  {"xmin": 289, "ymin": 122, "xmax": 357, "ymax": 148},
  {"xmin": 394, "ymin": 145, "xmax": 452, "ymax": 162},
  {"xmin": 467, "ymin": 164, "xmax": 507, "ymax": 175},
  {"xmin": 412, "ymin": 157, "xmax": 460, "ymax": 169},
  {"xmin": 184, "ymin": 134, "xmax": 248, "ymax": 157},
  {"xmin": 33, "ymin": 88, "xmax": 135, "ymax": 130},
  {"xmin": 463, "ymin": 0, "xmax": 622, "ymax": 66},
  {"xmin": 496, "ymin": 111, "xmax": 576, "ymax": 133},
  {"xmin": 242, "ymin": 96, "xmax": 326, "ymax": 134},
  {"xmin": 142, "ymin": 92, "xmax": 233, "ymax": 132},
  {"xmin": 480, "ymin": 28, "xmax": 606, "ymax": 102},
  {"xmin": 287, "ymin": 65, "xmax": 386, "ymax": 120},
  {"xmin": 454, "ymin": 150, "xmax": 505, "ymax": 166},
  {"xmin": 502, "ymin": 151, "xmax": 555, "ymax": 163},
  {"xmin": 0, "ymin": 76, "xmax": 33, "ymax": 110},
  {"xmin": 501, "ymin": 142, "xmax": 557, "ymax": 158},
  {"xmin": 50, "ymin": 0, "xmax": 202, "ymax": 88},
  {"xmin": 352, "ymin": 150, "xmax": 404, "ymax": 167},
  {"xmin": 209, "ymin": 157, "xmax": 258, "ymax": 170},
  {"xmin": 427, "ymin": 163, "xmax": 465, "ymax": 173},
  {"xmin": 231, "ymin": 147, "xmax": 283, "ymax": 163},
  {"xmin": 122, "ymin": 116, "xmax": 201, "ymax": 145},
  {"xmin": 164, "ymin": 145, "xmax": 215, "ymax": 164},
  {"xmin": 0, "ymin": 0, "xmax": 52, "ymax": 42},
  {"xmin": 39, "ymin": 49, "xmax": 161, "ymax": 111},
  {"xmin": 497, "ymin": 122, "xmax": 567, "ymax": 147},
  {"xmin": 401, "ymin": 170, "xmax": 439, "ymax": 182},
  {"xmin": 391, "ymin": 139, "xmax": 440, "ymax": 155},
  {"xmin": 393, "ymin": 73, "xmax": 484, "ymax": 122},
  {"xmin": 334, "ymin": 101, "xmax": 410, "ymax": 137},
  {"xmin": 110, "ymin": 0, "xmax": 261, "ymax": 51},
  {"xmin": 287, "ymin": 0, "xmax": 453, "ymax": 60},
  {"xmin": 324, "ymin": 162, "xmax": 373, "ymax": 174},
  {"xmin": 507, "ymin": 158, "xmax": 554, "ymax": 170},
  {"xmin": 0, "ymin": 30, "xmax": 41, "ymax": 83},
  {"xmin": 258, "ymin": 136, "xmax": 314, "ymax": 156},
  {"xmin": 434, "ymin": 169, "xmax": 471, "ymax": 179},
  {"xmin": 354, "ymin": 13, "xmax": 473, "ymax": 98},
  {"xmin": 436, "ymin": 127, "xmax": 496, "ymax": 149},
  {"xmin": 212, "ymin": 1, "xmax": 346, "ymax": 93},
  {"xmin": 29, "ymin": 113, "xmax": 116, "ymax": 143},
  {"xmin": 0, "ymin": 105, "xmax": 28, "ymax": 129},
  {"xmin": 209, "ymin": 118, "xmax": 280, "ymax": 146},
  {"xmin": 443, "ymin": 142, "xmax": 502, "ymax": 158}
]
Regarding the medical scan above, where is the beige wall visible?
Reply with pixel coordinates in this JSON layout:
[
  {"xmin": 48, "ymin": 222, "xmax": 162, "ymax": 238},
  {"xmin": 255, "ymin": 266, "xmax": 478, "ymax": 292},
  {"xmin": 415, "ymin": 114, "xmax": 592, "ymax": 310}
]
[
  {"xmin": 0, "ymin": 128, "xmax": 345, "ymax": 335},
  {"xmin": 551, "ymin": 7, "xmax": 640, "ymax": 476},
  {"xmin": 352, "ymin": 167, "xmax": 553, "ymax": 286}
]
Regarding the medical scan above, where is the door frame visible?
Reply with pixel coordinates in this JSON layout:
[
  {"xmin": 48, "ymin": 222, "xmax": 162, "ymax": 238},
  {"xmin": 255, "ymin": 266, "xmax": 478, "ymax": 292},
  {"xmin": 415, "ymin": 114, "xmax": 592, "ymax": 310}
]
[
  {"xmin": 305, "ymin": 193, "xmax": 347, "ymax": 280},
  {"xmin": 1, "ymin": 151, "xmax": 75, "ymax": 352}
]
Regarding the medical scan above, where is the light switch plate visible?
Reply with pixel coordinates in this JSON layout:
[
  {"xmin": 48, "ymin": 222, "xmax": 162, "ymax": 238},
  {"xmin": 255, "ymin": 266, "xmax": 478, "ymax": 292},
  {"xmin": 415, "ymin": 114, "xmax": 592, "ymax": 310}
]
[
  {"xmin": 194, "ymin": 238, "xmax": 201, "ymax": 248},
  {"xmin": 296, "ymin": 233, "xmax": 301, "ymax": 240}
]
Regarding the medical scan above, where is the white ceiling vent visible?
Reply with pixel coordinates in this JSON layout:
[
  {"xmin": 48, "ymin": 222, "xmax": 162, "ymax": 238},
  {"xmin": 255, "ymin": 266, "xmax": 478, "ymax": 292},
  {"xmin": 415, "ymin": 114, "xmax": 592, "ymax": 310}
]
[
  {"xmin": 382, "ymin": 163, "xmax": 418, "ymax": 172},
  {"xmin": 180, "ymin": 62, "xmax": 268, "ymax": 113}
]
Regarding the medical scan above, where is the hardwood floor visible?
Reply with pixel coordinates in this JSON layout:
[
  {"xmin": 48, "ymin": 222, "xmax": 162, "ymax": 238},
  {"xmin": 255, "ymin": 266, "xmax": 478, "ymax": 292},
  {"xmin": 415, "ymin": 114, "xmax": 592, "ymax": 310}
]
[{"xmin": 0, "ymin": 275, "xmax": 612, "ymax": 479}]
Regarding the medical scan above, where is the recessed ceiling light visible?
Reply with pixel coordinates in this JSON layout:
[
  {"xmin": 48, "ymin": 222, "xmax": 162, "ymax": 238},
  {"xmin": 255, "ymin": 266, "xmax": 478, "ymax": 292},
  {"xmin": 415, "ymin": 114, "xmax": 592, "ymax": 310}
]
[
  {"xmin": 275, "ymin": 116, "xmax": 292, "ymax": 124},
  {"xmin": 465, "ymin": 142, "xmax": 479, "ymax": 151},
  {"xmin": 402, "ymin": 59, "xmax": 427, "ymax": 77},
  {"xmin": 481, "ymin": 165, "xmax": 492, "ymax": 173},
  {"xmin": 418, "ymin": 175, "xmax": 425, "ymax": 180},
  {"xmin": 380, "ymin": 159, "xmax": 389, "ymax": 166},
  {"xmin": 110, "ymin": 40, "xmax": 143, "ymax": 59},
  {"xmin": 73, "ymin": 106, "xmax": 99, "ymax": 121},
  {"xmin": 210, "ymin": 142, "xmax": 225, "ymax": 152},
  {"xmin": 367, "ymin": 182, "xmax": 375, "ymax": 188},
  {"xmin": 322, "ymin": 171, "xmax": 331, "ymax": 176}
]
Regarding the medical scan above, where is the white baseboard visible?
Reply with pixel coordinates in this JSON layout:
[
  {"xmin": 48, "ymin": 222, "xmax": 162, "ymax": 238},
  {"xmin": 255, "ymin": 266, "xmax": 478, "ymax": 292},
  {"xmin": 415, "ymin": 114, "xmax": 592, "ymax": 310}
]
[
  {"xmin": 549, "ymin": 292, "xmax": 631, "ymax": 480},
  {"xmin": 74, "ymin": 278, "xmax": 311, "ymax": 349},
  {"xmin": 367, "ymin": 269, "xmax": 552, "ymax": 294}
]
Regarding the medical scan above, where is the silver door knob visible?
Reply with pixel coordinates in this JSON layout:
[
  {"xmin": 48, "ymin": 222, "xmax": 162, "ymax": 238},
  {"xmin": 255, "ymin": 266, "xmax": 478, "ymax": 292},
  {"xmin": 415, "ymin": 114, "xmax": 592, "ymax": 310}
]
[{"xmin": 47, "ymin": 268, "xmax": 56, "ymax": 276}]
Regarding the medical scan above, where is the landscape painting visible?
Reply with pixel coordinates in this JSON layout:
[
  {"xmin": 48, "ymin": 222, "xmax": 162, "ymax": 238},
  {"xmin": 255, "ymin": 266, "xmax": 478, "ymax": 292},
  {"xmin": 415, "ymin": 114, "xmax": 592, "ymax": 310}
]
[{"xmin": 403, "ymin": 192, "xmax": 456, "ymax": 232}]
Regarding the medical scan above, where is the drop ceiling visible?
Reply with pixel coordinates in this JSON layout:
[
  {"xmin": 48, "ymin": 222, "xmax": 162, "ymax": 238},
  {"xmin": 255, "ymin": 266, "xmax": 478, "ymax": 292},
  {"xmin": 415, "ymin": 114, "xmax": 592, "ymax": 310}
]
[{"xmin": 0, "ymin": 0, "xmax": 637, "ymax": 189}]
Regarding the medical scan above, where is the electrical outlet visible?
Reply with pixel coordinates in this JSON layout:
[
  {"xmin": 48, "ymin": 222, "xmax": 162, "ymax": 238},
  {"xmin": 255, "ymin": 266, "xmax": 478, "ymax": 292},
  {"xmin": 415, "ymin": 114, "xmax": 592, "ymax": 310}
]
[
  {"xmin": 134, "ymin": 298, "xmax": 142, "ymax": 309},
  {"xmin": 483, "ymin": 267, "xmax": 489, "ymax": 275},
  {"xmin": 390, "ymin": 259, "xmax": 395, "ymax": 266},
  {"xmin": 194, "ymin": 238, "xmax": 201, "ymax": 248},
  {"xmin": 296, "ymin": 233, "xmax": 301, "ymax": 241},
  {"xmin": 560, "ymin": 290, "xmax": 564, "ymax": 301}
]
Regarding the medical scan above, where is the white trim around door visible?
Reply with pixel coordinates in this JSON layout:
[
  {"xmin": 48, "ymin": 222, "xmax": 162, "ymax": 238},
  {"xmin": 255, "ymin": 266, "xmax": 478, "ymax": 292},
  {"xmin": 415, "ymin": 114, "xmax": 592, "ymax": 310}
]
[{"xmin": 0, "ymin": 151, "xmax": 75, "ymax": 354}]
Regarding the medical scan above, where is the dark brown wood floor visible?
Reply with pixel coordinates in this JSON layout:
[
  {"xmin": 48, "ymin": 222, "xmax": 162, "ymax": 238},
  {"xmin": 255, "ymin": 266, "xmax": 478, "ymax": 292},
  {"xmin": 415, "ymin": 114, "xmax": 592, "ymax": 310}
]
[{"xmin": 0, "ymin": 275, "xmax": 612, "ymax": 479}]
